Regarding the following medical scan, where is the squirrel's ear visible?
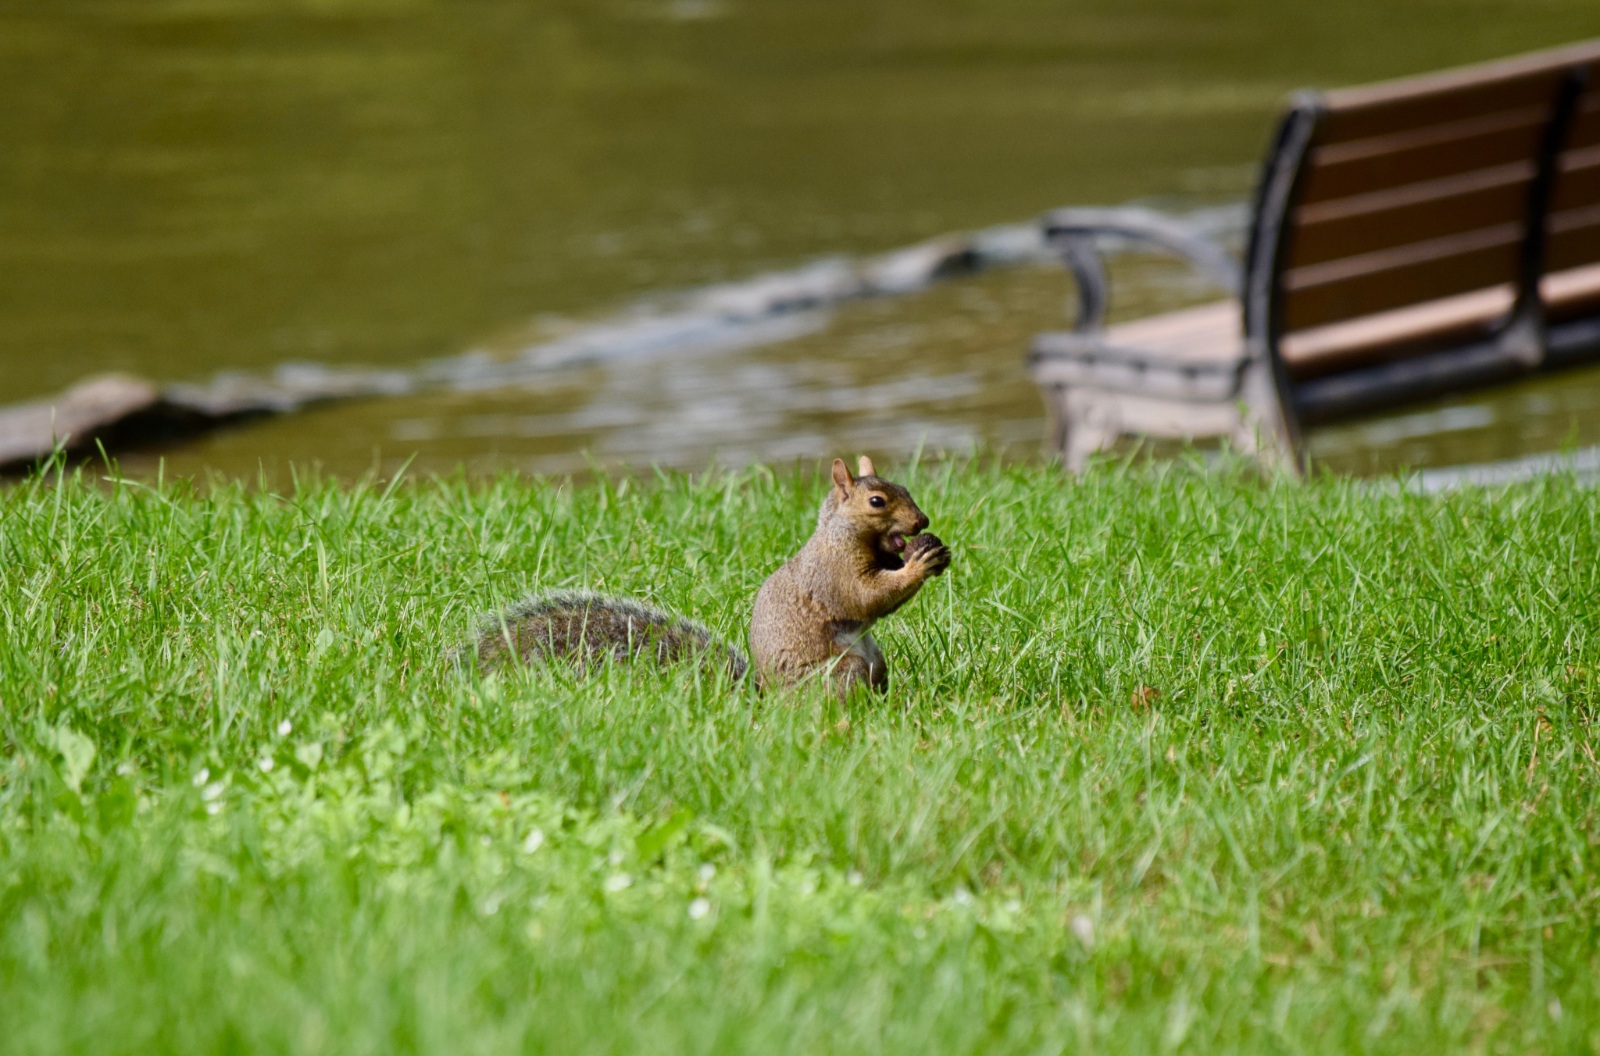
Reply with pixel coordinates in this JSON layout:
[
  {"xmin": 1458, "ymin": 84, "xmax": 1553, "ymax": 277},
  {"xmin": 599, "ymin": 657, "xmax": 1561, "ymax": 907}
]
[
  {"xmin": 856, "ymin": 455, "xmax": 875, "ymax": 478},
  {"xmin": 831, "ymin": 458, "xmax": 853, "ymax": 493}
]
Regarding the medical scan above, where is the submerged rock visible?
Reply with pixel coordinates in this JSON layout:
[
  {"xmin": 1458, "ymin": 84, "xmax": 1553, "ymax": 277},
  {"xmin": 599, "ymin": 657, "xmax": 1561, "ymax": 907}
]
[
  {"xmin": 0, "ymin": 375, "xmax": 166, "ymax": 471},
  {"xmin": 0, "ymin": 365, "xmax": 413, "ymax": 475}
]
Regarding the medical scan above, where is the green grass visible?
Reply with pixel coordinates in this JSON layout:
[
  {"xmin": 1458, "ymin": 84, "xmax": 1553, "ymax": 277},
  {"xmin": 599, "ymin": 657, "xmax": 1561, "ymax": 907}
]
[{"xmin": 1, "ymin": 457, "xmax": 1597, "ymax": 1054}]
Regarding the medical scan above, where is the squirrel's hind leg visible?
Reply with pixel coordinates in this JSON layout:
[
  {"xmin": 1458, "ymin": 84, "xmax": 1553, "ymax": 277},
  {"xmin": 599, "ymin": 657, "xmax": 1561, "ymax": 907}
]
[
  {"xmin": 825, "ymin": 636, "xmax": 889, "ymax": 698},
  {"xmin": 825, "ymin": 655, "xmax": 888, "ymax": 699}
]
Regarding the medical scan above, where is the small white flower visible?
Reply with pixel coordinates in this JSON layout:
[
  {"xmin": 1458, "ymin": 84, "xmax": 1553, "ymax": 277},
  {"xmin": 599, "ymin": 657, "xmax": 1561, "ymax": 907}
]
[
  {"xmin": 201, "ymin": 782, "xmax": 225, "ymax": 802},
  {"xmin": 192, "ymin": 767, "xmax": 210, "ymax": 787},
  {"xmin": 697, "ymin": 862, "xmax": 716, "ymax": 883},
  {"xmin": 687, "ymin": 897, "xmax": 711, "ymax": 920},
  {"xmin": 603, "ymin": 873, "xmax": 632, "ymax": 893},
  {"xmin": 1004, "ymin": 899, "xmax": 1023, "ymax": 914},
  {"xmin": 608, "ymin": 848, "xmax": 625, "ymax": 867},
  {"xmin": 1070, "ymin": 914, "xmax": 1095, "ymax": 948},
  {"xmin": 480, "ymin": 894, "xmax": 503, "ymax": 916},
  {"xmin": 847, "ymin": 870, "xmax": 864, "ymax": 887},
  {"xmin": 257, "ymin": 757, "xmax": 274, "ymax": 773},
  {"xmin": 951, "ymin": 887, "xmax": 973, "ymax": 906},
  {"xmin": 276, "ymin": 719, "xmax": 292, "ymax": 736},
  {"xmin": 205, "ymin": 801, "xmax": 223, "ymax": 816},
  {"xmin": 522, "ymin": 829, "xmax": 546, "ymax": 854}
]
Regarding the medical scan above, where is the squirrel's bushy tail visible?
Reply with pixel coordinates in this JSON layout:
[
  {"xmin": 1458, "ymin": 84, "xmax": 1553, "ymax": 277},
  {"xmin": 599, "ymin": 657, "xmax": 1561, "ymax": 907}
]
[{"xmin": 468, "ymin": 591, "xmax": 748, "ymax": 680}]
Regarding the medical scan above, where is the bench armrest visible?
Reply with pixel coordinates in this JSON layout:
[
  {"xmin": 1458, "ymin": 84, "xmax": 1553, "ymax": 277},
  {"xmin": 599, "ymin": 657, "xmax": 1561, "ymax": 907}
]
[{"xmin": 1040, "ymin": 207, "xmax": 1243, "ymax": 334}]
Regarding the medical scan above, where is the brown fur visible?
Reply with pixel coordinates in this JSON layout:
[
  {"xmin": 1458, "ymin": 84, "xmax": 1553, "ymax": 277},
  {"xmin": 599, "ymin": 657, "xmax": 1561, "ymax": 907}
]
[
  {"xmin": 466, "ymin": 456, "xmax": 949, "ymax": 698},
  {"xmin": 472, "ymin": 591, "xmax": 747, "ymax": 679},
  {"xmin": 748, "ymin": 456, "xmax": 949, "ymax": 696}
]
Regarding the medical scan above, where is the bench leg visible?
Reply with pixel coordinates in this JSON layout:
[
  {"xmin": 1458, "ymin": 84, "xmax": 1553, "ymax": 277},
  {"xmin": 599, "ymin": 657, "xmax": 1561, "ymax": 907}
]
[
  {"xmin": 1042, "ymin": 384, "xmax": 1070, "ymax": 456},
  {"xmin": 1066, "ymin": 419, "xmax": 1118, "ymax": 473},
  {"xmin": 1234, "ymin": 356, "xmax": 1301, "ymax": 473},
  {"xmin": 1061, "ymin": 389, "xmax": 1120, "ymax": 472},
  {"xmin": 1041, "ymin": 384, "xmax": 1120, "ymax": 471}
]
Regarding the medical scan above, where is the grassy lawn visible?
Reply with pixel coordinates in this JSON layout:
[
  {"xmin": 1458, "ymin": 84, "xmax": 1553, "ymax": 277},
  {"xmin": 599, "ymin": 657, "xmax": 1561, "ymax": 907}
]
[{"xmin": 1, "ymin": 458, "xmax": 1597, "ymax": 1054}]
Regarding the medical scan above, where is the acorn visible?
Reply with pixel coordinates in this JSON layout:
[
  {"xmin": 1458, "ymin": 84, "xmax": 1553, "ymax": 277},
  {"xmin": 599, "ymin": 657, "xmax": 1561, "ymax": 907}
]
[{"xmin": 904, "ymin": 532, "xmax": 950, "ymax": 576}]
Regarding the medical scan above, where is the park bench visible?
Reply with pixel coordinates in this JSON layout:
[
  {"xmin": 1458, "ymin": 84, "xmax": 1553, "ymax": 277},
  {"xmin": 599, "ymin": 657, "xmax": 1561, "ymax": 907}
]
[{"xmin": 1026, "ymin": 39, "xmax": 1600, "ymax": 470}]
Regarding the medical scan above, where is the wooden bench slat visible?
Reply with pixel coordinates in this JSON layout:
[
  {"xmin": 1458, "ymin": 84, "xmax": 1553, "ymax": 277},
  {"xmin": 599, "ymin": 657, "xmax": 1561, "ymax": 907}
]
[
  {"xmin": 1282, "ymin": 226, "xmax": 1521, "ymax": 330},
  {"xmin": 1551, "ymin": 146, "xmax": 1600, "ymax": 211},
  {"xmin": 1546, "ymin": 204, "xmax": 1600, "ymax": 273},
  {"xmin": 1101, "ymin": 300, "xmax": 1240, "ymax": 364},
  {"xmin": 1290, "ymin": 165, "xmax": 1532, "ymax": 268},
  {"xmin": 1315, "ymin": 43, "xmax": 1600, "ymax": 143},
  {"xmin": 1567, "ymin": 97, "xmax": 1600, "ymax": 149},
  {"xmin": 1299, "ymin": 109, "xmax": 1547, "ymax": 205},
  {"xmin": 1279, "ymin": 283, "xmax": 1512, "ymax": 379},
  {"xmin": 1319, "ymin": 43, "xmax": 1600, "ymax": 110},
  {"xmin": 1274, "ymin": 265, "xmax": 1600, "ymax": 376},
  {"xmin": 1298, "ymin": 161, "xmax": 1532, "ymax": 225},
  {"xmin": 1320, "ymin": 73, "xmax": 1570, "ymax": 145},
  {"xmin": 1257, "ymin": 262, "xmax": 1600, "ymax": 377},
  {"xmin": 1543, "ymin": 260, "xmax": 1600, "ymax": 321}
]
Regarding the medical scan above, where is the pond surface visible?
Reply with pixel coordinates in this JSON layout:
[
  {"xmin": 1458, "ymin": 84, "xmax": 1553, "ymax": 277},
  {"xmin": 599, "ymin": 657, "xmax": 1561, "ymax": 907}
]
[{"xmin": 3, "ymin": 0, "xmax": 1598, "ymax": 479}]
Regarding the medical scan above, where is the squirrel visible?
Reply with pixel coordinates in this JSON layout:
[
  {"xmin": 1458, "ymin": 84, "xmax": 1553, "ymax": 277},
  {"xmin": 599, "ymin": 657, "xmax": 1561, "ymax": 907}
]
[{"xmin": 467, "ymin": 455, "xmax": 951, "ymax": 697}]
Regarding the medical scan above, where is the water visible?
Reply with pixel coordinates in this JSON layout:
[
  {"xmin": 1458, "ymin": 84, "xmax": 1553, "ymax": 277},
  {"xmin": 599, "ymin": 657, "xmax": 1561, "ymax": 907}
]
[{"xmin": 3, "ymin": 1, "xmax": 1598, "ymax": 479}]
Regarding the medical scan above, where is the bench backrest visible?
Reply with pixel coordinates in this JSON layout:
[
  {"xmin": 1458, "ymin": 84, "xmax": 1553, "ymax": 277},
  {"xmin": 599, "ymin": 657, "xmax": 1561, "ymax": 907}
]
[{"xmin": 1245, "ymin": 40, "xmax": 1600, "ymax": 388}]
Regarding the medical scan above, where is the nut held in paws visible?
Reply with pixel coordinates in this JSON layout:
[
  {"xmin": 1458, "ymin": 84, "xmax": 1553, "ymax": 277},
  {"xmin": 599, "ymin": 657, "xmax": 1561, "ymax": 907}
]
[{"xmin": 905, "ymin": 532, "xmax": 949, "ymax": 575}]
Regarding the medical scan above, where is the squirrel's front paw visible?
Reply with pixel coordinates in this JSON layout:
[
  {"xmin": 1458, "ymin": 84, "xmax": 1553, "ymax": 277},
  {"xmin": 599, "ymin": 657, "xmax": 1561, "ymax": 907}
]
[{"xmin": 904, "ymin": 532, "xmax": 951, "ymax": 577}]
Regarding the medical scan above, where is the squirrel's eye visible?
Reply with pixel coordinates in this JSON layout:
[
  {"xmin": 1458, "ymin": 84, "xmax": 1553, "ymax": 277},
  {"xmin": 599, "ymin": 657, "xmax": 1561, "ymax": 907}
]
[{"xmin": 868, "ymin": 494, "xmax": 887, "ymax": 509}]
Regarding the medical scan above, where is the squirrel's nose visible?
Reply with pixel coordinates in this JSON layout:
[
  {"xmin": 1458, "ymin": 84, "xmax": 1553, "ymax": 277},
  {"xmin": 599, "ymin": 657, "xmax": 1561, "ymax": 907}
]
[{"xmin": 913, "ymin": 511, "xmax": 930, "ymax": 534}]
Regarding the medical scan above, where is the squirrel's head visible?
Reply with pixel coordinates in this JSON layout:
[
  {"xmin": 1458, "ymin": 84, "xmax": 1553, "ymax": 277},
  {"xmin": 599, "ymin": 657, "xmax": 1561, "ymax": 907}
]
[{"xmin": 826, "ymin": 455, "xmax": 931, "ymax": 563}]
